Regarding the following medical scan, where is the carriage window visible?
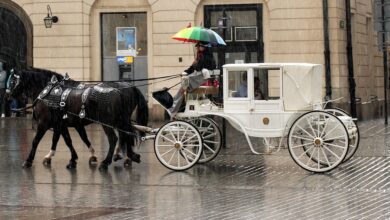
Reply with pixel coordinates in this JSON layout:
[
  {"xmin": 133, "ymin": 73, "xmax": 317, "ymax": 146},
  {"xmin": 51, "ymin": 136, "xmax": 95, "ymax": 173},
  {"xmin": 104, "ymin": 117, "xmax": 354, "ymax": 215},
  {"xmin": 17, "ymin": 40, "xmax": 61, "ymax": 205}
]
[
  {"xmin": 254, "ymin": 68, "xmax": 280, "ymax": 100},
  {"xmin": 228, "ymin": 71, "xmax": 248, "ymax": 98}
]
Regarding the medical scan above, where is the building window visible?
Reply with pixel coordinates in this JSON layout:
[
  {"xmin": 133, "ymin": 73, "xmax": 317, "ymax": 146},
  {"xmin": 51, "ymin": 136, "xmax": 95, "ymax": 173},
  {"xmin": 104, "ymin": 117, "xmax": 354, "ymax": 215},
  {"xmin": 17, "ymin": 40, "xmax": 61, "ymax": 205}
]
[{"xmin": 208, "ymin": 9, "xmax": 258, "ymax": 42}]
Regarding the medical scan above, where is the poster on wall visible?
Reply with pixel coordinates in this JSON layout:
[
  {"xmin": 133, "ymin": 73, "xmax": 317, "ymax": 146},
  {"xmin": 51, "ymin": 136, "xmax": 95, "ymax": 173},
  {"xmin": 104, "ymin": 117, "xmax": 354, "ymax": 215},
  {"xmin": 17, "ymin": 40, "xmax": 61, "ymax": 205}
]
[{"xmin": 116, "ymin": 27, "xmax": 137, "ymax": 57}]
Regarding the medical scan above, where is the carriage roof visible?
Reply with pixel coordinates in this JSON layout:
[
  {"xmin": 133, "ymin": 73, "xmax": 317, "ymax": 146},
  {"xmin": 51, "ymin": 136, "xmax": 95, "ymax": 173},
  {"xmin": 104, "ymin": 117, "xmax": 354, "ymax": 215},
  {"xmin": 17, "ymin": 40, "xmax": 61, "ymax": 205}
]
[
  {"xmin": 222, "ymin": 62, "xmax": 321, "ymax": 70},
  {"xmin": 222, "ymin": 63, "xmax": 323, "ymax": 111}
]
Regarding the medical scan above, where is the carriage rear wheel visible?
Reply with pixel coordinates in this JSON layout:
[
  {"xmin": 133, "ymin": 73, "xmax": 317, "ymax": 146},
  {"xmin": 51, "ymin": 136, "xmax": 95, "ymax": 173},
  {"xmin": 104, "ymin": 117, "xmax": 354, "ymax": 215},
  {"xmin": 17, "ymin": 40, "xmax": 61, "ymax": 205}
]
[
  {"xmin": 188, "ymin": 117, "xmax": 222, "ymax": 163},
  {"xmin": 325, "ymin": 108, "xmax": 360, "ymax": 162},
  {"xmin": 154, "ymin": 121, "xmax": 203, "ymax": 171},
  {"xmin": 288, "ymin": 111, "xmax": 349, "ymax": 173}
]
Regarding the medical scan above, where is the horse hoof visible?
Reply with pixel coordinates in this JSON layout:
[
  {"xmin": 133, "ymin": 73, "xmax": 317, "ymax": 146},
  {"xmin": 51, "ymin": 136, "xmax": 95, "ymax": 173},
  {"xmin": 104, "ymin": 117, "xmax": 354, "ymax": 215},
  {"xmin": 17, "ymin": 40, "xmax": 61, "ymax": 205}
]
[
  {"xmin": 124, "ymin": 159, "xmax": 132, "ymax": 167},
  {"xmin": 131, "ymin": 154, "xmax": 141, "ymax": 163},
  {"xmin": 113, "ymin": 154, "xmax": 123, "ymax": 162},
  {"xmin": 98, "ymin": 163, "xmax": 108, "ymax": 171},
  {"xmin": 89, "ymin": 156, "xmax": 98, "ymax": 165},
  {"xmin": 22, "ymin": 161, "xmax": 32, "ymax": 168},
  {"xmin": 42, "ymin": 158, "xmax": 51, "ymax": 166},
  {"xmin": 66, "ymin": 160, "xmax": 77, "ymax": 169}
]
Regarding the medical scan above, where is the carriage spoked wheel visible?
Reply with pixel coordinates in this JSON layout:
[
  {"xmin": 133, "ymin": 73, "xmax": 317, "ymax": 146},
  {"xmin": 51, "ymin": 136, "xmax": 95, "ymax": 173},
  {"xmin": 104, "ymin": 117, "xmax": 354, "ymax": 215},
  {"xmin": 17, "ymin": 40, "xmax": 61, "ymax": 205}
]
[
  {"xmin": 288, "ymin": 111, "xmax": 349, "ymax": 173},
  {"xmin": 154, "ymin": 121, "xmax": 203, "ymax": 171},
  {"xmin": 325, "ymin": 108, "xmax": 360, "ymax": 163},
  {"xmin": 188, "ymin": 117, "xmax": 222, "ymax": 163}
]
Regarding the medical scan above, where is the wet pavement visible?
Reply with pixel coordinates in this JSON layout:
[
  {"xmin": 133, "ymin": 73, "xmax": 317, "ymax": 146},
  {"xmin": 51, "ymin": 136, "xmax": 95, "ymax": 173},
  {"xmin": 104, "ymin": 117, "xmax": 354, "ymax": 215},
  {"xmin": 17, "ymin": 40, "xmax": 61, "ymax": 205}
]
[{"xmin": 0, "ymin": 117, "xmax": 389, "ymax": 219}]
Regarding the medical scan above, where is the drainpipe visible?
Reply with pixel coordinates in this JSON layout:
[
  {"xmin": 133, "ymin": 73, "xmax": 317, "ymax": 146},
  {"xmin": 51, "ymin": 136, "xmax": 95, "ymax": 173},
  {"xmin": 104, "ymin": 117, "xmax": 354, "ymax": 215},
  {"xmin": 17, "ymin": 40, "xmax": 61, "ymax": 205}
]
[
  {"xmin": 323, "ymin": 0, "xmax": 332, "ymax": 100},
  {"xmin": 381, "ymin": 0, "xmax": 388, "ymax": 124},
  {"xmin": 345, "ymin": 0, "xmax": 357, "ymax": 118}
]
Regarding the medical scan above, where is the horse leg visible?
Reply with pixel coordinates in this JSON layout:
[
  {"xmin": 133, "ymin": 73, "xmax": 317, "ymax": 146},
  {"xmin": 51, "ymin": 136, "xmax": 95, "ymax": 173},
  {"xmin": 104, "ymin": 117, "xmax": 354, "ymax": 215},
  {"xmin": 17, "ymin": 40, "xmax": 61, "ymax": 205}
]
[
  {"xmin": 98, "ymin": 126, "xmax": 117, "ymax": 171},
  {"xmin": 127, "ymin": 134, "xmax": 141, "ymax": 163},
  {"xmin": 60, "ymin": 127, "xmax": 79, "ymax": 169},
  {"xmin": 118, "ymin": 133, "xmax": 131, "ymax": 167},
  {"xmin": 23, "ymin": 125, "xmax": 48, "ymax": 168},
  {"xmin": 113, "ymin": 138, "xmax": 124, "ymax": 162},
  {"xmin": 43, "ymin": 130, "xmax": 61, "ymax": 166},
  {"xmin": 75, "ymin": 125, "xmax": 97, "ymax": 165},
  {"xmin": 121, "ymin": 125, "xmax": 140, "ymax": 166}
]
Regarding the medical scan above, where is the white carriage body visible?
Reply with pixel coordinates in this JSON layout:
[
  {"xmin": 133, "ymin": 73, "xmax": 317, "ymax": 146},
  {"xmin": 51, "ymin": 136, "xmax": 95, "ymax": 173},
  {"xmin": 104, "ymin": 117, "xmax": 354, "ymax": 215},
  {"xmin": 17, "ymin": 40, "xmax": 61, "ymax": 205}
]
[
  {"xmin": 156, "ymin": 63, "xmax": 359, "ymax": 172},
  {"xmin": 177, "ymin": 63, "xmax": 324, "ymax": 138}
]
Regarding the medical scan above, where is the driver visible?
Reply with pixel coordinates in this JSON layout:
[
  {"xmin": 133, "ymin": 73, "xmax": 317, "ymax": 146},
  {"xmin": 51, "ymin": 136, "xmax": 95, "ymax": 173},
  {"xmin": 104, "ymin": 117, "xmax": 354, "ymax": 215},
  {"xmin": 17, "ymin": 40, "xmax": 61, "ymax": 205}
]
[{"xmin": 155, "ymin": 41, "xmax": 216, "ymax": 118}]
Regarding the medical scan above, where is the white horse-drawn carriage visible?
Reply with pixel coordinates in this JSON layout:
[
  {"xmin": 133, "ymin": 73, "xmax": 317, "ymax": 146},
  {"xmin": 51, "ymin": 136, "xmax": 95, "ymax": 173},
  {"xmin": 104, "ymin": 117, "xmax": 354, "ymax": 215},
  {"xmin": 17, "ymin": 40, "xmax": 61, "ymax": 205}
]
[{"xmin": 142, "ymin": 63, "xmax": 359, "ymax": 173}]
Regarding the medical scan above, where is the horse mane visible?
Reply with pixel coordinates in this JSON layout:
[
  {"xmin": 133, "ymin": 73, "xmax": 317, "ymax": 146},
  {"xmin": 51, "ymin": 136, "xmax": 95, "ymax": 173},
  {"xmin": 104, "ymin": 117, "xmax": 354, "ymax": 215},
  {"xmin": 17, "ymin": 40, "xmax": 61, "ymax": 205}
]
[
  {"xmin": 22, "ymin": 67, "xmax": 64, "ymax": 82},
  {"xmin": 17, "ymin": 67, "xmax": 65, "ymax": 99}
]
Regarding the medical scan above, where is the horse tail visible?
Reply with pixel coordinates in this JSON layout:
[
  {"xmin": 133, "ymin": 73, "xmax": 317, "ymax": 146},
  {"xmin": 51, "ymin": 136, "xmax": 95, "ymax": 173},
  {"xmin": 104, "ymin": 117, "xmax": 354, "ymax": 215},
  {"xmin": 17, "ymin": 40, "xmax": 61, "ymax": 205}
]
[{"xmin": 133, "ymin": 87, "xmax": 148, "ymax": 126}]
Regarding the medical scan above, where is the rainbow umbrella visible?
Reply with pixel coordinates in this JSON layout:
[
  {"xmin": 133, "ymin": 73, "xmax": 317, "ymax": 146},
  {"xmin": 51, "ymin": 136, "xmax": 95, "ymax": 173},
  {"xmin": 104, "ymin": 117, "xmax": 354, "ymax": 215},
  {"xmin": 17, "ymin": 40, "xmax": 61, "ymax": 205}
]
[{"xmin": 172, "ymin": 26, "xmax": 226, "ymax": 46}]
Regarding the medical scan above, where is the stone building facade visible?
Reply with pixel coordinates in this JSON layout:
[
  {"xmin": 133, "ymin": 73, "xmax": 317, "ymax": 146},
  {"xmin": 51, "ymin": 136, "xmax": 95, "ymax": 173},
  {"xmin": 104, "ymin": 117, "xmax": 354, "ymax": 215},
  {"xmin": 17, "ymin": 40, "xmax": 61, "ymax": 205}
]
[{"xmin": 0, "ymin": 0, "xmax": 384, "ymax": 120}]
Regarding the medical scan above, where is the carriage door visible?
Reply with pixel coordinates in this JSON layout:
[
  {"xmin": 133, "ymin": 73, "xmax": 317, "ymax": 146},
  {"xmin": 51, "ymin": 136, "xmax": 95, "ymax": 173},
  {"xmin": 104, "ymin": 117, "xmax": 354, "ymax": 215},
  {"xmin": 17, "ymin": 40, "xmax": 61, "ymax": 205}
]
[
  {"xmin": 204, "ymin": 4, "xmax": 263, "ymax": 67},
  {"xmin": 250, "ymin": 67, "xmax": 284, "ymax": 132},
  {"xmin": 101, "ymin": 12, "xmax": 148, "ymax": 98}
]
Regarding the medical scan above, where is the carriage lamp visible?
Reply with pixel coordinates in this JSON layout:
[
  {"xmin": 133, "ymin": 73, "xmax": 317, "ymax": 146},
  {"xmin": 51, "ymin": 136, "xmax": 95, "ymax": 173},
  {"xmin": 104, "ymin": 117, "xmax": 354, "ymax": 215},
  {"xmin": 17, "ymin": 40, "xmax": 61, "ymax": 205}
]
[{"xmin": 43, "ymin": 5, "xmax": 59, "ymax": 28}]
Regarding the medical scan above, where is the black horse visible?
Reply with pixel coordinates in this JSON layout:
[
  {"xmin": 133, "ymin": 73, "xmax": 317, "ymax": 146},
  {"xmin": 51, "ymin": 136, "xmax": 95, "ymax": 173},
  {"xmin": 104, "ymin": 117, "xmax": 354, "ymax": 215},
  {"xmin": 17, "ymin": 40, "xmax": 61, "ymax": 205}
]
[
  {"xmin": 7, "ymin": 68, "xmax": 148, "ymax": 170},
  {"xmin": 6, "ymin": 68, "xmax": 92, "ymax": 168}
]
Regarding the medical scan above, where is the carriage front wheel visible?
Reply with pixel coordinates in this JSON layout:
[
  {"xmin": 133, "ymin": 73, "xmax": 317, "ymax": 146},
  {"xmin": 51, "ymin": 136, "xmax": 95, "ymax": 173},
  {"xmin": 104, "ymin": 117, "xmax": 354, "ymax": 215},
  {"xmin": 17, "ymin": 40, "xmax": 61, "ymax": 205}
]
[
  {"xmin": 154, "ymin": 121, "xmax": 203, "ymax": 171},
  {"xmin": 288, "ymin": 111, "xmax": 349, "ymax": 173},
  {"xmin": 188, "ymin": 117, "xmax": 222, "ymax": 163}
]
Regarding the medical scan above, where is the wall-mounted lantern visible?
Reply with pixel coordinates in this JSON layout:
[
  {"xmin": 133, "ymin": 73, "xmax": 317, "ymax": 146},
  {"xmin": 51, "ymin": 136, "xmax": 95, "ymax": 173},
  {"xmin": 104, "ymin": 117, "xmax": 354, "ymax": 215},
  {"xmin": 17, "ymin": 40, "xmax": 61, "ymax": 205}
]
[
  {"xmin": 217, "ymin": 10, "xmax": 231, "ymax": 30},
  {"xmin": 43, "ymin": 5, "xmax": 58, "ymax": 28}
]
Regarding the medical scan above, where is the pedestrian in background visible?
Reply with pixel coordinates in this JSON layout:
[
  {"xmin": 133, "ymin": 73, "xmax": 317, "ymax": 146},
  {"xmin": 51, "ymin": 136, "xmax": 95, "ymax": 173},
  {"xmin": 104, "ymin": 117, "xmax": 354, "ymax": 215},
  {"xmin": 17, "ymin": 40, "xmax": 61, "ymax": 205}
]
[{"xmin": 0, "ymin": 60, "xmax": 7, "ymax": 118}]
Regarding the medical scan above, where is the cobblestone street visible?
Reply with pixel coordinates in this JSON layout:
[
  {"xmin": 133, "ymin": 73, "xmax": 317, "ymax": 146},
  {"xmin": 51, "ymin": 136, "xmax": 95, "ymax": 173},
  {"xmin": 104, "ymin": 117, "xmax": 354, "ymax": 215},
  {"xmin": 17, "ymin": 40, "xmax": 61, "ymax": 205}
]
[{"xmin": 0, "ymin": 117, "xmax": 389, "ymax": 219}]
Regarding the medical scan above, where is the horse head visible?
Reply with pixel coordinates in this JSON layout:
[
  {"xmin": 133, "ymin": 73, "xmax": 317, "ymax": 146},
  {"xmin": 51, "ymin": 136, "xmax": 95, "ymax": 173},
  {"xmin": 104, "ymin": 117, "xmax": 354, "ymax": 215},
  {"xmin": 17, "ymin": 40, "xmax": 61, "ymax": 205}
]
[
  {"xmin": 6, "ymin": 68, "xmax": 69, "ymax": 100},
  {"xmin": 6, "ymin": 69, "xmax": 22, "ymax": 98}
]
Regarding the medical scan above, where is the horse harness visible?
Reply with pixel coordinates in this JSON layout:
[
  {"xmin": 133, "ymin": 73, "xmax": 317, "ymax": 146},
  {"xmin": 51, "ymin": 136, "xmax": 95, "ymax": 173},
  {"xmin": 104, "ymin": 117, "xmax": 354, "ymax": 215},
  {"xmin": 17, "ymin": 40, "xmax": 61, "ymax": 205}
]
[{"xmin": 37, "ymin": 77, "xmax": 119, "ymax": 120}]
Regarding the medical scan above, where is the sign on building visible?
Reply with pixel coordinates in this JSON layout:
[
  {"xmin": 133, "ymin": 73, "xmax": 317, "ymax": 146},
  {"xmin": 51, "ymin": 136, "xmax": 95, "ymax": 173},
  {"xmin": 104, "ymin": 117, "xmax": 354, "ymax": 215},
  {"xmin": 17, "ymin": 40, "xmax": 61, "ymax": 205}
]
[{"xmin": 116, "ymin": 27, "xmax": 137, "ymax": 57}]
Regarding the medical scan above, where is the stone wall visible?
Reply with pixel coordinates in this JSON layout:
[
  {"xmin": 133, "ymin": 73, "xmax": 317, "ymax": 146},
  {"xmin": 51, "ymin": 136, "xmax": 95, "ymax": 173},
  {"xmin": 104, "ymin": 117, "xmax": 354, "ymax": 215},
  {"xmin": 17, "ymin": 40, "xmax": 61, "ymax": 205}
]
[{"xmin": 6, "ymin": 0, "xmax": 385, "ymax": 120}]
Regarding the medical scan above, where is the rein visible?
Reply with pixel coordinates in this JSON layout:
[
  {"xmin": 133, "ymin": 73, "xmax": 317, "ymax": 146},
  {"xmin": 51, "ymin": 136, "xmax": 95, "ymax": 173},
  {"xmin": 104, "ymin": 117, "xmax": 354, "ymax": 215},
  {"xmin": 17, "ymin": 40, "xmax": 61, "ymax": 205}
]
[
  {"xmin": 11, "ymin": 105, "xmax": 34, "ymax": 113},
  {"xmin": 9, "ymin": 71, "xmax": 182, "ymax": 115},
  {"xmin": 64, "ymin": 110, "xmax": 141, "ymax": 137},
  {"xmin": 76, "ymin": 74, "xmax": 181, "ymax": 83}
]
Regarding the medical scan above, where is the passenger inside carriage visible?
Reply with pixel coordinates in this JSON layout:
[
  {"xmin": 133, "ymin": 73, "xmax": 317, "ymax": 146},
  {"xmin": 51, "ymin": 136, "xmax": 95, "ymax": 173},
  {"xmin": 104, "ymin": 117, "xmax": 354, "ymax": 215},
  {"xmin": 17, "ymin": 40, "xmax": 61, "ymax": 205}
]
[
  {"xmin": 232, "ymin": 73, "xmax": 264, "ymax": 100},
  {"xmin": 254, "ymin": 77, "xmax": 264, "ymax": 100},
  {"xmin": 234, "ymin": 73, "xmax": 248, "ymax": 98}
]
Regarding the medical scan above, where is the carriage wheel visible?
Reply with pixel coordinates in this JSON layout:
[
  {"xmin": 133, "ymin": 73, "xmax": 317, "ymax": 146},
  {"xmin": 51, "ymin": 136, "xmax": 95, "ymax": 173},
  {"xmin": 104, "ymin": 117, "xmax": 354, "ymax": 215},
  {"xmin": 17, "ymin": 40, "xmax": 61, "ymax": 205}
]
[
  {"xmin": 188, "ymin": 117, "xmax": 222, "ymax": 163},
  {"xmin": 288, "ymin": 111, "xmax": 349, "ymax": 173},
  {"xmin": 325, "ymin": 108, "xmax": 360, "ymax": 162},
  {"xmin": 154, "ymin": 121, "xmax": 203, "ymax": 171}
]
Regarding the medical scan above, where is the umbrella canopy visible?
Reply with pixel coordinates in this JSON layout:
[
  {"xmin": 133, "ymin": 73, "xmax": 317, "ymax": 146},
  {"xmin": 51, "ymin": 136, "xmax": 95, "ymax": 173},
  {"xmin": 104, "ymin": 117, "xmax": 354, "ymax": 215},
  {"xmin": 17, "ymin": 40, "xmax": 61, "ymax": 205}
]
[{"xmin": 172, "ymin": 26, "xmax": 226, "ymax": 46}]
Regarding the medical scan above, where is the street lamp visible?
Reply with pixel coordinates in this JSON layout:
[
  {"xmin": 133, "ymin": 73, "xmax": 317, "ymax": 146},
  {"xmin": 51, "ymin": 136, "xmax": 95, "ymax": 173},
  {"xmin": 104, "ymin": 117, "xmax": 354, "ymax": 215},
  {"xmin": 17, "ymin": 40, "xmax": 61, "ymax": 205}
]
[{"xmin": 43, "ymin": 5, "xmax": 59, "ymax": 28}]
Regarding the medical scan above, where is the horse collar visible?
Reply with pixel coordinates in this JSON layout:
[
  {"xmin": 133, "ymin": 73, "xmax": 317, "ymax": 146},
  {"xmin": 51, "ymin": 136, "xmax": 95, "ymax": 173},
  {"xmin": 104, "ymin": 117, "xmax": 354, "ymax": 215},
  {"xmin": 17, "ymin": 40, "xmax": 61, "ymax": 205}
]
[
  {"xmin": 38, "ymin": 84, "xmax": 54, "ymax": 100},
  {"xmin": 77, "ymin": 83, "xmax": 85, "ymax": 89},
  {"xmin": 60, "ymin": 88, "xmax": 72, "ymax": 107},
  {"xmin": 93, "ymin": 84, "xmax": 116, "ymax": 93}
]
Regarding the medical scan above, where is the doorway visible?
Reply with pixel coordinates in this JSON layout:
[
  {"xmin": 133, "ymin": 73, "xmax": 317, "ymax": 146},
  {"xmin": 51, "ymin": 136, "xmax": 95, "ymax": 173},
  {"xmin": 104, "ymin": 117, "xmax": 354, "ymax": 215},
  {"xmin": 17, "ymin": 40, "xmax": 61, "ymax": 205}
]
[
  {"xmin": 100, "ymin": 12, "xmax": 148, "ymax": 97},
  {"xmin": 0, "ymin": 4, "xmax": 31, "ymax": 69}
]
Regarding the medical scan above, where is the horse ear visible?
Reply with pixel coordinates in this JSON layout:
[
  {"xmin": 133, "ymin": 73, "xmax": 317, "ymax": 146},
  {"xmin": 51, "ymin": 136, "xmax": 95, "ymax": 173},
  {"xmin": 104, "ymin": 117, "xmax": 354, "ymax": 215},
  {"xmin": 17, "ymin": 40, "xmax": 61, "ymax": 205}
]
[
  {"xmin": 50, "ymin": 75, "xmax": 58, "ymax": 84},
  {"xmin": 64, "ymin": 72, "xmax": 70, "ymax": 80}
]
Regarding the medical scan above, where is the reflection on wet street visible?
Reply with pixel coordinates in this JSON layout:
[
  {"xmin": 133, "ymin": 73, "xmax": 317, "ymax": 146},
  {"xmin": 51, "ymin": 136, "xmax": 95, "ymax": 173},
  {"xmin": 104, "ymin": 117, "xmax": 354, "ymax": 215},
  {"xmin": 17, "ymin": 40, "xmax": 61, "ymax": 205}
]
[{"xmin": 0, "ymin": 118, "xmax": 389, "ymax": 219}]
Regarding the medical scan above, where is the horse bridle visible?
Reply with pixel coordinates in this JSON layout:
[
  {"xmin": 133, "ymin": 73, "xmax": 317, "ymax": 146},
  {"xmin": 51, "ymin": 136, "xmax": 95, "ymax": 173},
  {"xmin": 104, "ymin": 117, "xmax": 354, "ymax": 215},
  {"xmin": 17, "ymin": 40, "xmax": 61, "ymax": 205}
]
[{"xmin": 5, "ymin": 69, "xmax": 20, "ymax": 94}]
